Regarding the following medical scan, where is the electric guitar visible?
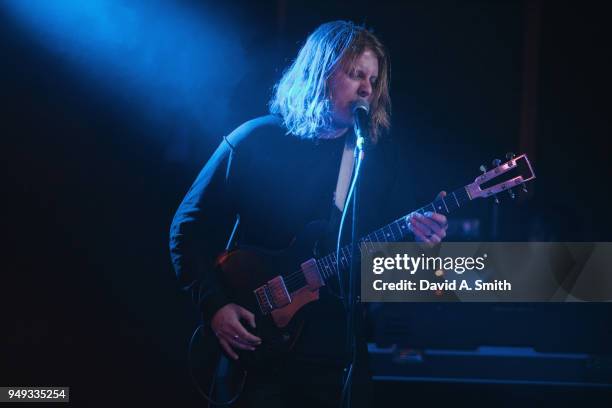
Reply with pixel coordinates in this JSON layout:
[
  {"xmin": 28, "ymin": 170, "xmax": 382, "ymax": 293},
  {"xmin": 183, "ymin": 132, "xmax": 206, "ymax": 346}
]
[{"xmin": 194, "ymin": 153, "xmax": 536, "ymax": 378}]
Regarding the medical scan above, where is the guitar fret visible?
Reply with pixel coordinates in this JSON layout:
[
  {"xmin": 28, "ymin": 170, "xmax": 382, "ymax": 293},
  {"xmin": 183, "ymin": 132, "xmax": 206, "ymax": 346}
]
[
  {"xmin": 321, "ymin": 256, "xmax": 329, "ymax": 278},
  {"xmin": 452, "ymin": 191, "xmax": 460, "ymax": 207},
  {"xmin": 391, "ymin": 221, "xmax": 403, "ymax": 240},
  {"xmin": 462, "ymin": 188, "xmax": 470, "ymax": 203},
  {"xmin": 360, "ymin": 237, "xmax": 370, "ymax": 252},
  {"xmin": 442, "ymin": 197, "xmax": 449, "ymax": 213},
  {"xmin": 445, "ymin": 198, "xmax": 455, "ymax": 212},
  {"xmin": 379, "ymin": 226, "xmax": 387, "ymax": 241},
  {"xmin": 326, "ymin": 257, "xmax": 334, "ymax": 277},
  {"xmin": 384, "ymin": 225, "xmax": 395, "ymax": 241},
  {"xmin": 321, "ymin": 256, "xmax": 329, "ymax": 277},
  {"xmin": 341, "ymin": 247, "xmax": 350, "ymax": 267},
  {"xmin": 433, "ymin": 201, "xmax": 444, "ymax": 214},
  {"xmin": 400, "ymin": 217, "xmax": 410, "ymax": 233},
  {"xmin": 335, "ymin": 254, "xmax": 342, "ymax": 271},
  {"xmin": 321, "ymin": 257, "xmax": 328, "ymax": 278},
  {"xmin": 456, "ymin": 188, "xmax": 469, "ymax": 205},
  {"xmin": 368, "ymin": 239, "xmax": 376, "ymax": 250},
  {"xmin": 329, "ymin": 253, "xmax": 339, "ymax": 273},
  {"xmin": 324, "ymin": 258, "xmax": 332, "ymax": 279},
  {"xmin": 316, "ymin": 259, "xmax": 326, "ymax": 279},
  {"xmin": 367, "ymin": 238, "xmax": 376, "ymax": 251}
]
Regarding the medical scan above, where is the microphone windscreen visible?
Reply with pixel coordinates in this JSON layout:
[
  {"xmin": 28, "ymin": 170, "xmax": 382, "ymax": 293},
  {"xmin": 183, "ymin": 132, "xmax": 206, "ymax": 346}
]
[{"xmin": 351, "ymin": 99, "xmax": 370, "ymax": 114}]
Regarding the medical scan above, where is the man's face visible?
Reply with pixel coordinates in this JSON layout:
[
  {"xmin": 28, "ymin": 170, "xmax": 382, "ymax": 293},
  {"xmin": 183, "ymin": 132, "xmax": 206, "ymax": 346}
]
[{"xmin": 328, "ymin": 48, "xmax": 379, "ymax": 129}]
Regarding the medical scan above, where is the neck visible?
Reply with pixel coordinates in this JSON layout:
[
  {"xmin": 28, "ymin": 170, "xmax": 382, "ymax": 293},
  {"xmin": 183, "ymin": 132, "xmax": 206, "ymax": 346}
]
[{"xmin": 318, "ymin": 127, "xmax": 349, "ymax": 140}]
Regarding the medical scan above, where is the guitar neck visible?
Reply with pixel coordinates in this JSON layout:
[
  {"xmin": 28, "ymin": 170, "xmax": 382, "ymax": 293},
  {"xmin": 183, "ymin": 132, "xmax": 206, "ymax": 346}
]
[
  {"xmin": 257, "ymin": 154, "xmax": 533, "ymax": 313},
  {"xmin": 316, "ymin": 186, "xmax": 472, "ymax": 283}
]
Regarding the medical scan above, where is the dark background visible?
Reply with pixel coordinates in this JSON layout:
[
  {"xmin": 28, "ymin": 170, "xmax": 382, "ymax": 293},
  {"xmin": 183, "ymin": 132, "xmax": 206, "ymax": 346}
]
[{"xmin": 2, "ymin": 0, "xmax": 611, "ymax": 406}]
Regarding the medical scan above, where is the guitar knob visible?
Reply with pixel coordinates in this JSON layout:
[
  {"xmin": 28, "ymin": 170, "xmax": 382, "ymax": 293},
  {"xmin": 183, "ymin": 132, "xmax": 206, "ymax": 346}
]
[
  {"xmin": 506, "ymin": 152, "xmax": 516, "ymax": 160},
  {"xmin": 492, "ymin": 159, "xmax": 502, "ymax": 167},
  {"xmin": 479, "ymin": 164, "xmax": 487, "ymax": 173}
]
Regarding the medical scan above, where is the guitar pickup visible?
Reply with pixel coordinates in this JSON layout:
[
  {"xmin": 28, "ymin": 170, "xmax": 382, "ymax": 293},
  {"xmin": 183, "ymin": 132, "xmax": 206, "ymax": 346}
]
[
  {"xmin": 254, "ymin": 276, "xmax": 291, "ymax": 315},
  {"xmin": 266, "ymin": 276, "xmax": 291, "ymax": 308},
  {"xmin": 254, "ymin": 286, "xmax": 273, "ymax": 315}
]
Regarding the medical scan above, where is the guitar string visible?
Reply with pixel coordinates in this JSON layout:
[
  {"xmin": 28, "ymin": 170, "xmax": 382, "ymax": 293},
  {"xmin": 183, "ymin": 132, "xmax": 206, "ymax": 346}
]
[
  {"xmin": 268, "ymin": 182, "xmax": 531, "ymax": 304},
  {"xmin": 272, "ymin": 190, "xmax": 477, "ymax": 294},
  {"xmin": 281, "ymin": 220, "xmax": 405, "ymax": 289},
  {"xmin": 251, "ymin": 176, "xmax": 528, "ymax": 307},
  {"xmin": 279, "ymin": 204, "xmax": 456, "ymax": 290},
  {"xmin": 265, "ymin": 182, "xmax": 528, "ymax": 292}
]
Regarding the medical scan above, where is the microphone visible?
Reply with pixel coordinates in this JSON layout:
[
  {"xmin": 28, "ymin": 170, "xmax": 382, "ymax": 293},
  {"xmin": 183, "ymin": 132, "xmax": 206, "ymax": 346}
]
[{"xmin": 352, "ymin": 100, "xmax": 370, "ymax": 151}]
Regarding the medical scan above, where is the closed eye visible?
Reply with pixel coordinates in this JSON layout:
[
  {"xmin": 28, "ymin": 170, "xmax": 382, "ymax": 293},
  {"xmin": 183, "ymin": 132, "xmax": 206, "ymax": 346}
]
[{"xmin": 348, "ymin": 68, "xmax": 378, "ymax": 88}]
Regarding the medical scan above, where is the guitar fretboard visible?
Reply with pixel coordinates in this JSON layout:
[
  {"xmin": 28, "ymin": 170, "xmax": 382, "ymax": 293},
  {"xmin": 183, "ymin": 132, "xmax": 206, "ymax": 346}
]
[
  {"xmin": 314, "ymin": 186, "xmax": 472, "ymax": 283},
  {"xmin": 277, "ymin": 154, "xmax": 534, "ymax": 296}
]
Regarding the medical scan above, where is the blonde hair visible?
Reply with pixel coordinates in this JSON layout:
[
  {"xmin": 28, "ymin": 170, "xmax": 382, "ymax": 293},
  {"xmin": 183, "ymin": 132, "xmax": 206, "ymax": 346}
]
[{"xmin": 269, "ymin": 21, "xmax": 391, "ymax": 143}]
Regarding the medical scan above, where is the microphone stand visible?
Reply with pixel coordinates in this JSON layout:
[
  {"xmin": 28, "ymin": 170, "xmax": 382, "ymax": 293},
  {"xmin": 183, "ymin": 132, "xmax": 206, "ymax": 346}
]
[{"xmin": 342, "ymin": 129, "xmax": 367, "ymax": 408}]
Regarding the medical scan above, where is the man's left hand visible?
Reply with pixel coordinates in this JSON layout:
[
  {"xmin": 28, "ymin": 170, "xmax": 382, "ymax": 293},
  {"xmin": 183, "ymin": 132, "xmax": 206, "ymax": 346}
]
[{"xmin": 408, "ymin": 191, "xmax": 449, "ymax": 246}]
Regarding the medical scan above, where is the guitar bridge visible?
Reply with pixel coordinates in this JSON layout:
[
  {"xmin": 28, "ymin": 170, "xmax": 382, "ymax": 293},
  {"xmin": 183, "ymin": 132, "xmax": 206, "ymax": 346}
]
[{"xmin": 254, "ymin": 276, "xmax": 291, "ymax": 315}]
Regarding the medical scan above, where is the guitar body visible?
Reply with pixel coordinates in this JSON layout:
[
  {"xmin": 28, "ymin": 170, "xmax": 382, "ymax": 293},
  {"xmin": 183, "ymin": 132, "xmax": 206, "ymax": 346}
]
[
  {"xmin": 213, "ymin": 220, "xmax": 331, "ymax": 369},
  {"xmin": 189, "ymin": 153, "xmax": 536, "ymax": 399}
]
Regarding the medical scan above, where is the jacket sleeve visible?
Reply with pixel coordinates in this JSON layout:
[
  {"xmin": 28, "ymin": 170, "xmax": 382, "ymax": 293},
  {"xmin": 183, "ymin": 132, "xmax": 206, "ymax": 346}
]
[
  {"xmin": 168, "ymin": 116, "xmax": 277, "ymax": 322},
  {"xmin": 168, "ymin": 136, "xmax": 238, "ymax": 323}
]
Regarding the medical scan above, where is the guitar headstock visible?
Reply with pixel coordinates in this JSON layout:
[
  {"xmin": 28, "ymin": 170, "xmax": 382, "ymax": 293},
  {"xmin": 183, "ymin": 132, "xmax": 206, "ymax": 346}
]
[{"xmin": 466, "ymin": 153, "xmax": 536, "ymax": 200}]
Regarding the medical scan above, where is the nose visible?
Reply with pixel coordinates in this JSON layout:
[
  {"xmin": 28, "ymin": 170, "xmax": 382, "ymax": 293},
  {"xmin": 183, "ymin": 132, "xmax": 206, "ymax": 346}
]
[{"xmin": 358, "ymin": 79, "xmax": 372, "ymax": 99}]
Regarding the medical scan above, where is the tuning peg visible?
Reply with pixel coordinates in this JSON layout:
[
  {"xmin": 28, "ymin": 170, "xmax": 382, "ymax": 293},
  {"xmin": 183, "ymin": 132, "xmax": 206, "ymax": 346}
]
[
  {"xmin": 506, "ymin": 152, "xmax": 516, "ymax": 160},
  {"xmin": 508, "ymin": 188, "xmax": 515, "ymax": 199},
  {"xmin": 522, "ymin": 184, "xmax": 528, "ymax": 193},
  {"xmin": 492, "ymin": 159, "xmax": 502, "ymax": 167},
  {"xmin": 481, "ymin": 164, "xmax": 500, "ymax": 203}
]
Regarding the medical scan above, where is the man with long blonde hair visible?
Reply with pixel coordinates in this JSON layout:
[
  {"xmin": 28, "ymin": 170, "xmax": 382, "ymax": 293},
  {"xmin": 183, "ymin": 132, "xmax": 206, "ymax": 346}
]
[{"xmin": 170, "ymin": 20, "xmax": 448, "ymax": 407}]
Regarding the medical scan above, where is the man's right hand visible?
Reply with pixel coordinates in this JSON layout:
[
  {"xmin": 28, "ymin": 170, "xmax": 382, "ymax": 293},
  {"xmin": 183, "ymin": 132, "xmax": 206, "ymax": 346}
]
[{"xmin": 210, "ymin": 303, "xmax": 262, "ymax": 360}]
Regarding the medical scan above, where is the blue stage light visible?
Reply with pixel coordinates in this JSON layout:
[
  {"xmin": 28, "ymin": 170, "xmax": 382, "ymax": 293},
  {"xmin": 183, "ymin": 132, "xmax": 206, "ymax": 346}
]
[{"xmin": 3, "ymin": 0, "xmax": 251, "ymax": 137}]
